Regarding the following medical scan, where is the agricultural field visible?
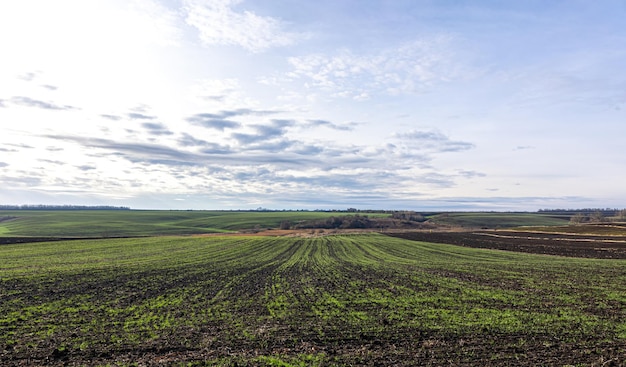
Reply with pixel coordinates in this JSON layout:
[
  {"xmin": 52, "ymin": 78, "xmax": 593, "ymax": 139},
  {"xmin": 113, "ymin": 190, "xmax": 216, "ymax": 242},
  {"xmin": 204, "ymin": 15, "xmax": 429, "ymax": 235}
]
[
  {"xmin": 1, "ymin": 233, "xmax": 626, "ymax": 366},
  {"xmin": 517, "ymin": 223, "xmax": 626, "ymax": 236},
  {"xmin": 428, "ymin": 212, "xmax": 570, "ymax": 228},
  {"xmin": 389, "ymin": 227, "xmax": 626, "ymax": 259},
  {"xmin": 0, "ymin": 210, "xmax": 574, "ymax": 239},
  {"xmin": 0, "ymin": 210, "xmax": 359, "ymax": 238}
]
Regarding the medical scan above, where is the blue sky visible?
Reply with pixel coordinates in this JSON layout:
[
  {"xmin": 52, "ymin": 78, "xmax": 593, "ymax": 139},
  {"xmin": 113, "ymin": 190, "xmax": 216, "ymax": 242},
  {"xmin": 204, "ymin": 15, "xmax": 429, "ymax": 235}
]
[{"xmin": 0, "ymin": 0, "xmax": 625, "ymax": 210}]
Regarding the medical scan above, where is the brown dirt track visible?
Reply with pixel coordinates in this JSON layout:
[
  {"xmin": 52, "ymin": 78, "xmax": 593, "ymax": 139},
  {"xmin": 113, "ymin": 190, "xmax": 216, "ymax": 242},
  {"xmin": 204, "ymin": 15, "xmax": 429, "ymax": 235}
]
[{"xmin": 387, "ymin": 230, "xmax": 626, "ymax": 259}]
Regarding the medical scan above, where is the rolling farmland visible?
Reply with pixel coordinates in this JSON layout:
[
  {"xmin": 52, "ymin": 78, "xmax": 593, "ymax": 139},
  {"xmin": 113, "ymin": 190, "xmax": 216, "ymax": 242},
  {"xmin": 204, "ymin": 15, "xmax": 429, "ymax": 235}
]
[
  {"xmin": 2, "ymin": 233, "xmax": 625, "ymax": 366},
  {"xmin": 0, "ymin": 210, "xmax": 360, "ymax": 238}
]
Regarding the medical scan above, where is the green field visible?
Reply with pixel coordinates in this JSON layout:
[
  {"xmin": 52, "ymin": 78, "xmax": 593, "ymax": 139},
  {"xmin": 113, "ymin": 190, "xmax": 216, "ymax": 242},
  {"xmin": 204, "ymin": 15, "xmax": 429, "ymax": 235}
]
[
  {"xmin": 0, "ymin": 210, "xmax": 358, "ymax": 237},
  {"xmin": 0, "ymin": 210, "xmax": 571, "ymax": 239},
  {"xmin": 1, "ymin": 234, "xmax": 625, "ymax": 366},
  {"xmin": 430, "ymin": 212, "xmax": 570, "ymax": 228}
]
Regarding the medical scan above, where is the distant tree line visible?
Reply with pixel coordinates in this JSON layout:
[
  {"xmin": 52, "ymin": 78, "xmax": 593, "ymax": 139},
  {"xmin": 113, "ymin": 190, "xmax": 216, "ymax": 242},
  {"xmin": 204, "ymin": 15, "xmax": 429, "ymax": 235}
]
[
  {"xmin": 0, "ymin": 205, "xmax": 131, "ymax": 210},
  {"xmin": 390, "ymin": 211, "xmax": 426, "ymax": 222},
  {"xmin": 568, "ymin": 209, "xmax": 626, "ymax": 224},
  {"xmin": 283, "ymin": 211, "xmax": 427, "ymax": 230},
  {"xmin": 252, "ymin": 208, "xmax": 406, "ymax": 214},
  {"xmin": 240, "ymin": 208, "xmax": 440, "ymax": 216},
  {"xmin": 287, "ymin": 215, "xmax": 374, "ymax": 230}
]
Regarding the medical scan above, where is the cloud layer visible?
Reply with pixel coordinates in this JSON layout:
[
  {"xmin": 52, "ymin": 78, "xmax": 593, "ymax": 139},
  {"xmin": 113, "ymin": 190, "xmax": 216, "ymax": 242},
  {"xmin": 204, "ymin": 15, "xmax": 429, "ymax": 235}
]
[
  {"xmin": 285, "ymin": 38, "xmax": 462, "ymax": 99},
  {"xmin": 1, "ymin": 1, "xmax": 625, "ymax": 209},
  {"xmin": 184, "ymin": 0, "xmax": 302, "ymax": 52}
]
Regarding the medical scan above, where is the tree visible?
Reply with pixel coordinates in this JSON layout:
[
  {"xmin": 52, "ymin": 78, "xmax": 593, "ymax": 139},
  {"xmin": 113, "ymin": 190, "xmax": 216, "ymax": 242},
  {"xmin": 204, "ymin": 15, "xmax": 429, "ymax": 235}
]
[
  {"xmin": 391, "ymin": 211, "xmax": 425, "ymax": 222},
  {"xmin": 590, "ymin": 211, "xmax": 605, "ymax": 223},
  {"xmin": 569, "ymin": 213, "xmax": 586, "ymax": 225}
]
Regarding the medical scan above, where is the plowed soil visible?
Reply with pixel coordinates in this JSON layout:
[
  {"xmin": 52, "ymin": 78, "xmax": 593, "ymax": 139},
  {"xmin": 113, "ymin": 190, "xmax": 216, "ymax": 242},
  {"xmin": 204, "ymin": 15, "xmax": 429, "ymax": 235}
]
[{"xmin": 388, "ymin": 230, "xmax": 626, "ymax": 259}]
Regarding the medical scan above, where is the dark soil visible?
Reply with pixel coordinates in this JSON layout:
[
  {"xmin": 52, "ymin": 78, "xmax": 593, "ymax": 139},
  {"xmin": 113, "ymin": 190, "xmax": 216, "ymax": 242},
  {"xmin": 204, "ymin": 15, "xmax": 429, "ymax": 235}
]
[
  {"xmin": 387, "ymin": 230, "xmax": 626, "ymax": 258},
  {"xmin": 0, "ymin": 237, "xmax": 72, "ymax": 245},
  {"xmin": 0, "ymin": 216, "xmax": 18, "ymax": 223}
]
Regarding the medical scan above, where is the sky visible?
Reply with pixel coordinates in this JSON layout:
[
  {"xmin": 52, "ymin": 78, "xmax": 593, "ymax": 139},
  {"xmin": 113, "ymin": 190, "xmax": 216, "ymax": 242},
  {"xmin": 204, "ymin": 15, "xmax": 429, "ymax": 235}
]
[{"xmin": 1, "ymin": 0, "xmax": 625, "ymax": 211}]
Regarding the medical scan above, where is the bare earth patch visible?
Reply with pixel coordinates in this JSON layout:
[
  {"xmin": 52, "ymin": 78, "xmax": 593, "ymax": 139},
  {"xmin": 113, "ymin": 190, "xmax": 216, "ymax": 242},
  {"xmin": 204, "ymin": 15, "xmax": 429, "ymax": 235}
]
[{"xmin": 388, "ymin": 230, "xmax": 626, "ymax": 259}]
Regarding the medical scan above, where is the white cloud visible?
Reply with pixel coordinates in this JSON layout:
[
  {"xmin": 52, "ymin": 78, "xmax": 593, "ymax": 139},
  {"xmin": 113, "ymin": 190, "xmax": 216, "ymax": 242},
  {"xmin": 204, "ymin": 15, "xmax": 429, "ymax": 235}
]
[
  {"xmin": 393, "ymin": 129, "xmax": 474, "ymax": 153},
  {"xmin": 188, "ymin": 78, "xmax": 261, "ymax": 109},
  {"xmin": 285, "ymin": 37, "xmax": 462, "ymax": 99},
  {"xmin": 183, "ymin": 0, "xmax": 302, "ymax": 52}
]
